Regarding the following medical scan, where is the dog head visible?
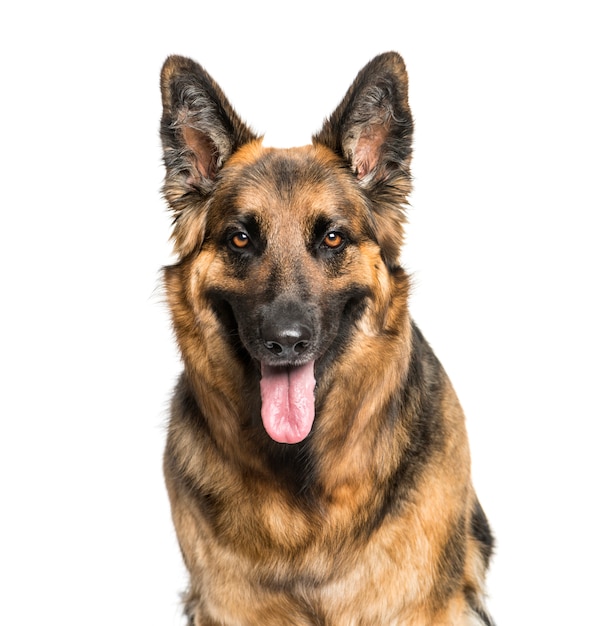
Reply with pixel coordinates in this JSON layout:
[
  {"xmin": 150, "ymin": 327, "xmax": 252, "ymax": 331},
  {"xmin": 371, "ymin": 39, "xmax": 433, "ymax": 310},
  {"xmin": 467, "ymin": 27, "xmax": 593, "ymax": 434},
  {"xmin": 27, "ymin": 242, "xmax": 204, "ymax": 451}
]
[{"xmin": 160, "ymin": 53, "xmax": 413, "ymax": 444}]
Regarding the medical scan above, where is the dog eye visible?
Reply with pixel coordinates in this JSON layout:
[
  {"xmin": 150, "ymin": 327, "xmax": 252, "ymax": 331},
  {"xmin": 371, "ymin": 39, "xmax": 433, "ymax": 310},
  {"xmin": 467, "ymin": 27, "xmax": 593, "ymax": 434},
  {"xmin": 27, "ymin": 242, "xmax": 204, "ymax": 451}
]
[
  {"xmin": 321, "ymin": 231, "xmax": 345, "ymax": 250},
  {"xmin": 229, "ymin": 232, "xmax": 251, "ymax": 250}
]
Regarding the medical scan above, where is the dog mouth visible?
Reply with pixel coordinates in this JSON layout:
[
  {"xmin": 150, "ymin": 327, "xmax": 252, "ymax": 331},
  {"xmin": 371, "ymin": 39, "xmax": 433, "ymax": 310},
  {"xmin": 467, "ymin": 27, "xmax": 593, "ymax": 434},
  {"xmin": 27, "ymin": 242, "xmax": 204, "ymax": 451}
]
[{"xmin": 259, "ymin": 360, "xmax": 316, "ymax": 444}]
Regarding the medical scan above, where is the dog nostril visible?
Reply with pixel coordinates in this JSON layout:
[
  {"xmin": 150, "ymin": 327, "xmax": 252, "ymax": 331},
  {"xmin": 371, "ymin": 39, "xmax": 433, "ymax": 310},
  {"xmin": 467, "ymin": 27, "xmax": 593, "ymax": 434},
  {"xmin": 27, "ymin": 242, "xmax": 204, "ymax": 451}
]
[
  {"xmin": 265, "ymin": 341, "xmax": 284, "ymax": 355},
  {"xmin": 293, "ymin": 340, "xmax": 309, "ymax": 355}
]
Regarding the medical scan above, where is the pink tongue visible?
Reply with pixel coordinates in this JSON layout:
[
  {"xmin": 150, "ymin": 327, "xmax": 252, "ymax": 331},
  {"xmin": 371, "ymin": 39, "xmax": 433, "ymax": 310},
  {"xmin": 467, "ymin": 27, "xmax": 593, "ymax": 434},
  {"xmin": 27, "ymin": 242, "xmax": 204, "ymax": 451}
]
[{"xmin": 259, "ymin": 360, "xmax": 316, "ymax": 444}]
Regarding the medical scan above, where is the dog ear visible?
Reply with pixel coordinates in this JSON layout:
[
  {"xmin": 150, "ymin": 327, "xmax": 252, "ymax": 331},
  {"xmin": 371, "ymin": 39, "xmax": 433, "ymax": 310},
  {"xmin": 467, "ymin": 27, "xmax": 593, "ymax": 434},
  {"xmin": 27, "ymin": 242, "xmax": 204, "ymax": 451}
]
[
  {"xmin": 313, "ymin": 52, "xmax": 413, "ymax": 269},
  {"xmin": 160, "ymin": 56, "xmax": 258, "ymax": 254}
]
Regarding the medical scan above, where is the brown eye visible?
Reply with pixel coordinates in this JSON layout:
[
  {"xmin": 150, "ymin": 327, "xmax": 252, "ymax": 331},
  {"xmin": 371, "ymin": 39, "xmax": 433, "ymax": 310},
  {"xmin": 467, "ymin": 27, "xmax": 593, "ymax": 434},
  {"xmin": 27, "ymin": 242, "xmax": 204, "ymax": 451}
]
[
  {"xmin": 322, "ymin": 231, "xmax": 345, "ymax": 249},
  {"xmin": 230, "ymin": 232, "xmax": 250, "ymax": 249}
]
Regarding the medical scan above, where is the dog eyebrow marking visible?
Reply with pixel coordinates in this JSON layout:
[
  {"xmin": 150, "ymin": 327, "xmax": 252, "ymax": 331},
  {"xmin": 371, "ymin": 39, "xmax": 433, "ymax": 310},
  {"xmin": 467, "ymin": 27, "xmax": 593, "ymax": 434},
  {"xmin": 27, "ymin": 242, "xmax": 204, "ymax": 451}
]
[
  {"xmin": 222, "ymin": 212, "xmax": 264, "ymax": 249},
  {"xmin": 310, "ymin": 215, "xmax": 350, "ymax": 244}
]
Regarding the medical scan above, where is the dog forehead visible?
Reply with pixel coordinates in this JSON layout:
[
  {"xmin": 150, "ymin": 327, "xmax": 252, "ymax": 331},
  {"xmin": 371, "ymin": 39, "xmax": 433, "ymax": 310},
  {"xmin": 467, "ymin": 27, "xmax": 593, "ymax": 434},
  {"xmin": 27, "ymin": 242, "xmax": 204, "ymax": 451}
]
[{"xmin": 220, "ymin": 143, "xmax": 361, "ymax": 220}]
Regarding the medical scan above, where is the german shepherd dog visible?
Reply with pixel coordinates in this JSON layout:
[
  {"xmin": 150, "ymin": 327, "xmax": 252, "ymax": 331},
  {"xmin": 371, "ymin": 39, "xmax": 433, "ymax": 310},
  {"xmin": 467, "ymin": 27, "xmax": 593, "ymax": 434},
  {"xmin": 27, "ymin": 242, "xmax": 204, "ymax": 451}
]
[{"xmin": 159, "ymin": 52, "xmax": 494, "ymax": 625}]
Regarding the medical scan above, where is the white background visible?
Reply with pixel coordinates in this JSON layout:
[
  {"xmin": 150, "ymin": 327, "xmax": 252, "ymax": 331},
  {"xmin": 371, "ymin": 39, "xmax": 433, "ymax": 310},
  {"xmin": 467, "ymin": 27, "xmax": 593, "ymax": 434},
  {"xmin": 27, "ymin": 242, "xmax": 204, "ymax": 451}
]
[{"xmin": 1, "ymin": 1, "xmax": 596, "ymax": 624}]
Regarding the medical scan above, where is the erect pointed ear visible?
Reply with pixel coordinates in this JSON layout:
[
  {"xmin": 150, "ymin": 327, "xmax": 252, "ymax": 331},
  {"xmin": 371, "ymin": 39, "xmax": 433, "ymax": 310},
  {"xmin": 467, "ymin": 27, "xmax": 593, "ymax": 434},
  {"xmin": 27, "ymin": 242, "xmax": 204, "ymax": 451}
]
[
  {"xmin": 159, "ymin": 56, "xmax": 258, "ymax": 252},
  {"xmin": 313, "ymin": 52, "xmax": 413, "ymax": 269}
]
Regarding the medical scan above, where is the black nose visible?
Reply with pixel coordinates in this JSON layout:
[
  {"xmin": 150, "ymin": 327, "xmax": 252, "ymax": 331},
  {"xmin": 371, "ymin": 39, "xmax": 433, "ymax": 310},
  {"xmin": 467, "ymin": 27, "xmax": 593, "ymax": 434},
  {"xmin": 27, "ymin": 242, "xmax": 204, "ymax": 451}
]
[{"xmin": 262, "ymin": 320, "xmax": 312, "ymax": 360}]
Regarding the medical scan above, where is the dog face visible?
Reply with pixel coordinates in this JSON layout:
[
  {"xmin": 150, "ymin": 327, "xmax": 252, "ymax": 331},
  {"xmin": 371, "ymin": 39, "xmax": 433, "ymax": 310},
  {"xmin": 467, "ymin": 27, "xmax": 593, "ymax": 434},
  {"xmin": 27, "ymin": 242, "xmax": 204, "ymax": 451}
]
[
  {"xmin": 161, "ymin": 53, "xmax": 414, "ymax": 444},
  {"xmin": 202, "ymin": 144, "xmax": 375, "ymax": 365},
  {"xmin": 195, "ymin": 144, "xmax": 382, "ymax": 443}
]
